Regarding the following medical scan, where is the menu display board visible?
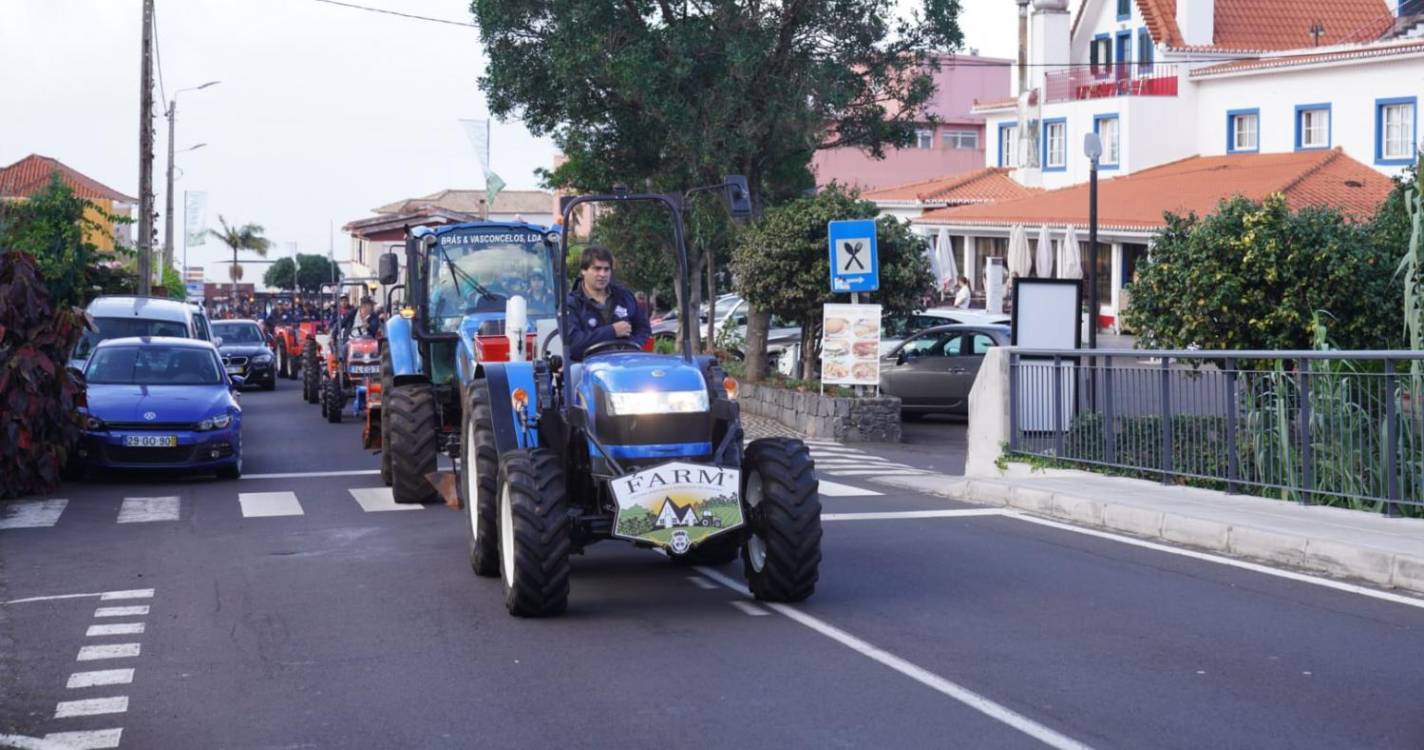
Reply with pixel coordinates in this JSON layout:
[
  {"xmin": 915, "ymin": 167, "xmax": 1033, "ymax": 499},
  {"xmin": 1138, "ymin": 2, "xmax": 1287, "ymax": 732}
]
[{"xmin": 821, "ymin": 303, "xmax": 882, "ymax": 386}]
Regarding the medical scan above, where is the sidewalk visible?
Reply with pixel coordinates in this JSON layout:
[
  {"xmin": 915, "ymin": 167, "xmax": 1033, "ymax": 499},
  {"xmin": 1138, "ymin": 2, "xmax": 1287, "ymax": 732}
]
[{"xmin": 875, "ymin": 463, "xmax": 1424, "ymax": 597}]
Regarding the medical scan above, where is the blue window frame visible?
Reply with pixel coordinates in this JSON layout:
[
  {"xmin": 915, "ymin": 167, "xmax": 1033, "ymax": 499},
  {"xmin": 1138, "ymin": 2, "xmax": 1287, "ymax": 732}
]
[
  {"xmin": 1138, "ymin": 28, "xmax": 1154, "ymax": 71},
  {"xmin": 1093, "ymin": 114, "xmax": 1120, "ymax": 169},
  {"xmin": 1226, "ymin": 108, "xmax": 1260, "ymax": 154},
  {"xmin": 1375, "ymin": 96, "xmax": 1418, "ymax": 166},
  {"xmin": 1117, "ymin": 0, "xmax": 1132, "ymax": 20},
  {"xmin": 1091, "ymin": 33, "xmax": 1112, "ymax": 77},
  {"xmin": 997, "ymin": 121, "xmax": 1018, "ymax": 168},
  {"xmin": 1293, "ymin": 103, "xmax": 1331, "ymax": 151},
  {"xmin": 1042, "ymin": 118, "xmax": 1068, "ymax": 172},
  {"xmin": 1115, "ymin": 31, "xmax": 1132, "ymax": 76}
]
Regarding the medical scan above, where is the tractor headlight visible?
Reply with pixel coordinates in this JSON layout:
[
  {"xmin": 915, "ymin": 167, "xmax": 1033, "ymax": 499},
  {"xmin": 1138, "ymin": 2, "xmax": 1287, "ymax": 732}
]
[
  {"xmin": 198, "ymin": 413, "xmax": 232, "ymax": 431},
  {"xmin": 606, "ymin": 389, "xmax": 709, "ymax": 416}
]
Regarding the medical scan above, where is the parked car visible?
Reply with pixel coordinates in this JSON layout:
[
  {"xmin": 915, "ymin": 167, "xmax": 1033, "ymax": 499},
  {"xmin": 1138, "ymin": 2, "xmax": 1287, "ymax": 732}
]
[
  {"xmin": 75, "ymin": 336, "xmax": 244, "ymax": 479},
  {"xmin": 880, "ymin": 308, "xmax": 1010, "ymax": 355},
  {"xmin": 211, "ymin": 319, "xmax": 277, "ymax": 390},
  {"xmin": 70, "ymin": 296, "xmax": 214, "ymax": 372},
  {"xmin": 879, "ymin": 324, "xmax": 1010, "ymax": 419}
]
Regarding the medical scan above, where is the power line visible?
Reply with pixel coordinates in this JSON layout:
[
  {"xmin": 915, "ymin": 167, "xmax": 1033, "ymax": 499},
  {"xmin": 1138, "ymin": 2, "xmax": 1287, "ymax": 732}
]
[
  {"xmin": 152, "ymin": 0, "xmax": 168, "ymax": 105},
  {"xmin": 309, "ymin": 0, "xmax": 477, "ymax": 28}
]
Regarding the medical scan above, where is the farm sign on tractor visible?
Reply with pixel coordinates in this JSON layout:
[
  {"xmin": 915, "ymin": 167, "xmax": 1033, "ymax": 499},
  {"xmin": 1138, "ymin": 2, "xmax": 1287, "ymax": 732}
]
[{"xmin": 611, "ymin": 462, "xmax": 744, "ymax": 553}]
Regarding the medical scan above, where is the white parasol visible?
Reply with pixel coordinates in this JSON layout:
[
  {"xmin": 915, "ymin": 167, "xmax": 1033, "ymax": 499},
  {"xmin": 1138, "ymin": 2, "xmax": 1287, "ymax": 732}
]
[
  {"xmin": 1007, "ymin": 224, "xmax": 1032, "ymax": 278},
  {"xmin": 1034, "ymin": 224, "xmax": 1053, "ymax": 277},
  {"xmin": 1060, "ymin": 224, "xmax": 1084, "ymax": 279},
  {"xmin": 937, "ymin": 226, "xmax": 958, "ymax": 286}
]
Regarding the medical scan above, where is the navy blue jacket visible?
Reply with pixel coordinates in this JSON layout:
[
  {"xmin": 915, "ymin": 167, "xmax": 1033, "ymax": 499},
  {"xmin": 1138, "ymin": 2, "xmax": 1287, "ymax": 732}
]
[{"xmin": 564, "ymin": 281, "xmax": 650, "ymax": 361}]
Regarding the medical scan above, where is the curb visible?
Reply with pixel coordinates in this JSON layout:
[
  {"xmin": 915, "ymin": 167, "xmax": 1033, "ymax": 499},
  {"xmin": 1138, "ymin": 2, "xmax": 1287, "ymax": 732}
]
[{"xmin": 872, "ymin": 474, "xmax": 1424, "ymax": 598}]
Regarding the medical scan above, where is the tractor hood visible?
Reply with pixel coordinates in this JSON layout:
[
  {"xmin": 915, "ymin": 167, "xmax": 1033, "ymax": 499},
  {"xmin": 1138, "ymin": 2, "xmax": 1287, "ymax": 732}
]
[{"xmin": 582, "ymin": 353, "xmax": 705, "ymax": 394}]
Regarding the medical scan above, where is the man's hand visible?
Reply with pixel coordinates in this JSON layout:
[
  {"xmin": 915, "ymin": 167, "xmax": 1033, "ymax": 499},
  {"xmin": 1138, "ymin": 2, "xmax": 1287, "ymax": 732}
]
[{"xmin": 612, "ymin": 321, "xmax": 632, "ymax": 337}]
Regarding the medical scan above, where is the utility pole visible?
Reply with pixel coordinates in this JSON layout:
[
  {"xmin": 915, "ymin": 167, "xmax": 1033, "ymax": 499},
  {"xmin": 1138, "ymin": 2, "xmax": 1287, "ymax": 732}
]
[
  {"xmin": 137, "ymin": 0, "xmax": 155, "ymax": 296},
  {"xmin": 164, "ymin": 102, "xmax": 176, "ymax": 278}
]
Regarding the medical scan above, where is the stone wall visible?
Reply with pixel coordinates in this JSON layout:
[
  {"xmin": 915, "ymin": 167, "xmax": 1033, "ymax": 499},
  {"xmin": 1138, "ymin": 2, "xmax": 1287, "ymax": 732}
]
[{"xmin": 739, "ymin": 382, "xmax": 901, "ymax": 443}]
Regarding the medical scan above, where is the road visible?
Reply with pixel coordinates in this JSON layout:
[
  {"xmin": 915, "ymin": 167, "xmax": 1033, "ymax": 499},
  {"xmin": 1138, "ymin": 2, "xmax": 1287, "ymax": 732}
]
[{"xmin": 2, "ymin": 380, "xmax": 1423, "ymax": 749}]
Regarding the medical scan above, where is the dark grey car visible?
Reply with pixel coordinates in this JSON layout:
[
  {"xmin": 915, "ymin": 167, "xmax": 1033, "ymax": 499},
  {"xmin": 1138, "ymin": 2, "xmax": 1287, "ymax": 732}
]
[{"xmin": 879, "ymin": 324, "xmax": 1010, "ymax": 419}]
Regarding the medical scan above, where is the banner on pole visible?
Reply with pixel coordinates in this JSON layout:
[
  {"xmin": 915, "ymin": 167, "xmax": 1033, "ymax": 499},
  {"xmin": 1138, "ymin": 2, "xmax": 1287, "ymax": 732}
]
[
  {"xmin": 184, "ymin": 191, "xmax": 207, "ymax": 246},
  {"xmin": 459, "ymin": 118, "xmax": 506, "ymax": 212}
]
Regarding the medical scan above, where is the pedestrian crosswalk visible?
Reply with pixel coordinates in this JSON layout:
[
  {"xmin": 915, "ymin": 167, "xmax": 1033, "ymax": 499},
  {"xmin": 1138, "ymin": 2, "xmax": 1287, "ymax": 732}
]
[{"xmin": 803, "ymin": 440, "xmax": 930, "ymax": 479}]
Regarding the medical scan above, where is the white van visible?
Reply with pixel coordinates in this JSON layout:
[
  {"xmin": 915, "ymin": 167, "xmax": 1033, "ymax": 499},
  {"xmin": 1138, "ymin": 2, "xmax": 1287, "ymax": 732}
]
[{"xmin": 71, "ymin": 296, "xmax": 215, "ymax": 371}]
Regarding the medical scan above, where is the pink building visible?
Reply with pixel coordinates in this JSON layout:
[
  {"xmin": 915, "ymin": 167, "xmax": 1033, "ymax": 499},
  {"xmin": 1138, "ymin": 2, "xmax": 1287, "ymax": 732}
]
[{"xmin": 811, "ymin": 54, "xmax": 1013, "ymax": 192}]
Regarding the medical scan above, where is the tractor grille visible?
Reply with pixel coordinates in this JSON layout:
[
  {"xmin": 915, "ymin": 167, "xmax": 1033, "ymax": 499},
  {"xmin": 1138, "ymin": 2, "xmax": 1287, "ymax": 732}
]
[{"xmin": 105, "ymin": 445, "xmax": 197, "ymax": 464}]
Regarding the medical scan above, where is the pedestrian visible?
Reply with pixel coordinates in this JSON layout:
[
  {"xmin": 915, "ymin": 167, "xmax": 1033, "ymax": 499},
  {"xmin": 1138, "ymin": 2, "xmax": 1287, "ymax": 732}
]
[{"xmin": 953, "ymin": 275, "xmax": 971, "ymax": 309}]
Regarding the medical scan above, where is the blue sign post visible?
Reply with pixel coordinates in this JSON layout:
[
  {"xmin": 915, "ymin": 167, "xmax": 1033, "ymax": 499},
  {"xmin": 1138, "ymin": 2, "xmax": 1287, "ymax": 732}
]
[{"xmin": 828, "ymin": 219, "xmax": 879, "ymax": 294}]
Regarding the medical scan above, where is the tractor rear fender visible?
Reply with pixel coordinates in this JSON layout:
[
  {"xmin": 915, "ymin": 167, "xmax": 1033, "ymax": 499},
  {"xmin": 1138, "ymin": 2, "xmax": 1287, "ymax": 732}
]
[
  {"xmin": 480, "ymin": 363, "xmax": 540, "ymax": 456},
  {"xmin": 385, "ymin": 315, "xmax": 423, "ymax": 383}
]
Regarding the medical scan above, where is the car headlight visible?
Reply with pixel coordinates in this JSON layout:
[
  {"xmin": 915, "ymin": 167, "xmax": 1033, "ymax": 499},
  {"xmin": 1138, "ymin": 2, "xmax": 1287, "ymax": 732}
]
[
  {"xmin": 252, "ymin": 354, "xmax": 272, "ymax": 363},
  {"xmin": 198, "ymin": 414, "xmax": 232, "ymax": 431},
  {"xmin": 606, "ymin": 389, "xmax": 709, "ymax": 416}
]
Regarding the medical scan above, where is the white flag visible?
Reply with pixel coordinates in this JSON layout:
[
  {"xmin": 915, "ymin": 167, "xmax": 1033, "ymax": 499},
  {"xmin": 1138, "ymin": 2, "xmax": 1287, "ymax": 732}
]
[
  {"xmin": 184, "ymin": 191, "xmax": 207, "ymax": 246},
  {"xmin": 459, "ymin": 119, "xmax": 506, "ymax": 211}
]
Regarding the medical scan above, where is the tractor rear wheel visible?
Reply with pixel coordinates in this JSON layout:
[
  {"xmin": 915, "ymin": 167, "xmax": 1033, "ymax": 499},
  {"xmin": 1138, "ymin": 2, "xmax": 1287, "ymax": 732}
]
[
  {"xmin": 379, "ymin": 348, "xmax": 393, "ymax": 487},
  {"xmin": 741, "ymin": 438, "xmax": 822, "ymax": 603},
  {"xmin": 460, "ymin": 380, "xmax": 500, "ymax": 576},
  {"xmin": 276, "ymin": 346, "xmax": 288, "ymax": 379},
  {"xmin": 302, "ymin": 340, "xmax": 320, "ymax": 404},
  {"xmin": 387, "ymin": 382, "xmax": 438, "ymax": 504},
  {"xmin": 323, "ymin": 378, "xmax": 342, "ymax": 423},
  {"xmin": 496, "ymin": 449, "xmax": 571, "ymax": 617}
]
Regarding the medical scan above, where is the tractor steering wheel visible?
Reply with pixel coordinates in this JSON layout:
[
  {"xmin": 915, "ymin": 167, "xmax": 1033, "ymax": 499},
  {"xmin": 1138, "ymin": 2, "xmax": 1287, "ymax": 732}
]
[{"xmin": 583, "ymin": 339, "xmax": 642, "ymax": 358}]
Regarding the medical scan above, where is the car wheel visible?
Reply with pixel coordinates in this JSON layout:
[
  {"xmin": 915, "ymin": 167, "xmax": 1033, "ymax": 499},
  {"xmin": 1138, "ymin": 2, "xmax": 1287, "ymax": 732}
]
[{"xmin": 217, "ymin": 443, "xmax": 242, "ymax": 480}]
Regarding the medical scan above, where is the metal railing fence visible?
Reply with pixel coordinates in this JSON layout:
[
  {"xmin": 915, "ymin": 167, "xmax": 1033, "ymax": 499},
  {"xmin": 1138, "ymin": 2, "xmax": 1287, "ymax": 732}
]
[{"xmin": 1008, "ymin": 349, "xmax": 1424, "ymax": 516}]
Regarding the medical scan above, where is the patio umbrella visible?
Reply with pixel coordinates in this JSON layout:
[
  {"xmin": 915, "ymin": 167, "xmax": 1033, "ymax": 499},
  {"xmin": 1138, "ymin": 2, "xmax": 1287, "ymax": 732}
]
[
  {"xmin": 937, "ymin": 226, "xmax": 958, "ymax": 285},
  {"xmin": 1060, "ymin": 224, "xmax": 1084, "ymax": 279},
  {"xmin": 1034, "ymin": 224, "xmax": 1053, "ymax": 277},
  {"xmin": 920, "ymin": 227, "xmax": 943, "ymax": 282},
  {"xmin": 1007, "ymin": 224, "xmax": 1032, "ymax": 278}
]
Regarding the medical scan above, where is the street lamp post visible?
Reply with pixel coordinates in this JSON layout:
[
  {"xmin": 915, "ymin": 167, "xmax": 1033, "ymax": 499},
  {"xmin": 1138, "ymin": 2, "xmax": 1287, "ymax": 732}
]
[
  {"xmin": 164, "ymin": 80, "xmax": 220, "ymax": 280},
  {"xmin": 1083, "ymin": 132, "xmax": 1102, "ymax": 351}
]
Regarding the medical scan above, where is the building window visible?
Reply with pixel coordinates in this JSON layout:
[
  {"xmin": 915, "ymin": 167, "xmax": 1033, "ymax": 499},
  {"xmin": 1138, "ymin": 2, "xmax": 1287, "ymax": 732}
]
[
  {"xmin": 1377, "ymin": 97, "xmax": 1417, "ymax": 164},
  {"xmin": 1090, "ymin": 36, "xmax": 1112, "ymax": 77},
  {"xmin": 942, "ymin": 130, "xmax": 979, "ymax": 149},
  {"xmin": 1117, "ymin": 0, "xmax": 1131, "ymax": 20},
  {"xmin": 1094, "ymin": 115, "xmax": 1120, "ymax": 167},
  {"xmin": 998, "ymin": 123, "xmax": 1018, "ymax": 167},
  {"xmin": 916, "ymin": 129, "xmax": 934, "ymax": 149},
  {"xmin": 1043, "ymin": 119, "xmax": 1067, "ymax": 171},
  {"xmin": 1138, "ymin": 28, "xmax": 1153, "ymax": 72},
  {"xmin": 1295, "ymin": 104, "xmax": 1330, "ymax": 150},
  {"xmin": 1227, "ymin": 109, "xmax": 1259, "ymax": 153}
]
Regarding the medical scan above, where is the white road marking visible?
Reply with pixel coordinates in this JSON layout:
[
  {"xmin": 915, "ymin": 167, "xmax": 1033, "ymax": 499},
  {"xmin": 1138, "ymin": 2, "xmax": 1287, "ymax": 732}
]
[
  {"xmin": 0, "ymin": 499, "xmax": 67, "ymax": 529},
  {"xmin": 238, "ymin": 491, "xmax": 303, "ymax": 517},
  {"xmin": 241, "ymin": 469, "xmax": 381, "ymax": 480},
  {"xmin": 43, "ymin": 729, "xmax": 124, "ymax": 749},
  {"xmin": 348, "ymin": 487, "xmax": 421, "ymax": 512},
  {"xmin": 76, "ymin": 644, "xmax": 140, "ymax": 661},
  {"xmin": 86, "ymin": 623, "xmax": 145, "ymax": 637},
  {"xmin": 823, "ymin": 509, "xmax": 1005, "ymax": 522},
  {"xmin": 2, "ymin": 593, "xmax": 102, "ymax": 605},
  {"xmin": 686, "ymin": 576, "xmax": 719, "ymax": 590},
  {"xmin": 803, "ymin": 440, "xmax": 843, "ymax": 447},
  {"xmin": 99, "ymin": 589, "xmax": 153, "ymax": 601},
  {"xmin": 53, "ymin": 697, "xmax": 128, "ymax": 718},
  {"xmin": 694, "ymin": 566, "xmax": 1095, "ymax": 750},
  {"xmin": 94, "ymin": 606, "xmax": 148, "ymax": 618},
  {"xmin": 729, "ymin": 600, "xmax": 770, "ymax": 616},
  {"xmin": 815, "ymin": 480, "xmax": 882, "ymax": 497},
  {"xmin": 3, "ymin": 589, "xmax": 152, "ymax": 606},
  {"xmin": 828, "ymin": 469, "xmax": 928, "ymax": 477},
  {"xmin": 66, "ymin": 669, "xmax": 134, "ymax": 689},
  {"xmin": 0, "ymin": 733, "xmax": 72, "ymax": 750},
  {"xmin": 116, "ymin": 496, "xmax": 180, "ymax": 524},
  {"xmin": 810, "ymin": 458, "xmax": 898, "ymax": 467}
]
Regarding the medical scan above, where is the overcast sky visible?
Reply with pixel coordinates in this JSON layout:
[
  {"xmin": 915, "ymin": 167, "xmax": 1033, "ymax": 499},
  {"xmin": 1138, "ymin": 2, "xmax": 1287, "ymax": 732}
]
[{"xmin": 0, "ymin": 0, "xmax": 1017, "ymax": 281}]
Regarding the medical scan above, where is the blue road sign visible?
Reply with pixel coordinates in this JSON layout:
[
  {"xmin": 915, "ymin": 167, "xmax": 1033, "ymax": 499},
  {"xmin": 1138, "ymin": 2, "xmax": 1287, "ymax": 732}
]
[{"xmin": 828, "ymin": 219, "xmax": 878, "ymax": 293}]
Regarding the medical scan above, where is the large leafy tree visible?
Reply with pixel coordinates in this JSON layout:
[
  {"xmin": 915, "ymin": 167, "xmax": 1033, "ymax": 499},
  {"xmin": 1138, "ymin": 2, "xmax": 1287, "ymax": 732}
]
[
  {"xmin": 263, "ymin": 254, "xmax": 342, "ymax": 295},
  {"xmin": 0, "ymin": 174, "xmax": 127, "ymax": 307},
  {"xmin": 732, "ymin": 185, "xmax": 933, "ymax": 379},
  {"xmin": 472, "ymin": 0, "xmax": 962, "ymax": 376}
]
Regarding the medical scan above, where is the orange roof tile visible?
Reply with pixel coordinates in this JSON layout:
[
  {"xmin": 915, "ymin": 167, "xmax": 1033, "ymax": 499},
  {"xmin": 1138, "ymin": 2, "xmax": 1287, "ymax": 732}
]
[
  {"xmin": 0, "ymin": 154, "xmax": 135, "ymax": 203},
  {"xmin": 1192, "ymin": 39, "xmax": 1424, "ymax": 76},
  {"xmin": 1073, "ymin": 0, "xmax": 1394, "ymax": 51},
  {"xmin": 917, "ymin": 149, "xmax": 1393, "ymax": 231},
  {"xmin": 865, "ymin": 168, "xmax": 1039, "ymax": 205}
]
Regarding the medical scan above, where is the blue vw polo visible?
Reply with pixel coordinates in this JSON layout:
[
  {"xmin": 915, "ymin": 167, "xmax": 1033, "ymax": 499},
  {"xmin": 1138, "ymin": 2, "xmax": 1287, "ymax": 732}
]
[{"xmin": 76, "ymin": 337, "xmax": 244, "ymax": 479}]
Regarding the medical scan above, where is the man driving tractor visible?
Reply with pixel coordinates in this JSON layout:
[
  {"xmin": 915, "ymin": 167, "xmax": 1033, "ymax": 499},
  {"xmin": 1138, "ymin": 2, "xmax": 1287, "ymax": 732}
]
[{"xmin": 564, "ymin": 245, "xmax": 649, "ymax": 361}]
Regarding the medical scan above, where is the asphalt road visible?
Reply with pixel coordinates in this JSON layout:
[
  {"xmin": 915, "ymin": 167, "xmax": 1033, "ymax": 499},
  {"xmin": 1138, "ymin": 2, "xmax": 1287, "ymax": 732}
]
[{"xmin": 2, "ymin": 379, "xmax": 1423, "ymax": 749}]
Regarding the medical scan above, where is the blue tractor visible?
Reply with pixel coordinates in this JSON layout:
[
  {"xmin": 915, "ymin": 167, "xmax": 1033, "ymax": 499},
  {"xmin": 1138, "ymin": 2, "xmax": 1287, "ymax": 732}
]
[{"xmin": 453, "ymin": 181, "xmax": 823, "ymax": 617}]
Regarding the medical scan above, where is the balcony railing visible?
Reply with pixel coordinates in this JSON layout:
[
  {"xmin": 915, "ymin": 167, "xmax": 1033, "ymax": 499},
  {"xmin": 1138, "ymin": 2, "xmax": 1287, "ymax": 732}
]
[{"xmin": 1043, "ymin": 63, "xmax": 1179, "ymax": 105}]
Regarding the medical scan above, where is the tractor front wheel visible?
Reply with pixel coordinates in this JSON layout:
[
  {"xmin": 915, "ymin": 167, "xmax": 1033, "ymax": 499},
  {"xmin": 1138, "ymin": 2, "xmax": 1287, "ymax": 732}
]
[
  {"xmin": 379, "ymin": 348, "xmax": 393, "ymax": 486},
  {"xmin": 741, "ymin": 438, "xmax": 822, "ymax": 603},
  {"xmin": 323, "ymin": 378, "xmax": 343, "ymax": 423},
  {"xmin": 387, "ymin": 382, "xmax": 438, "ymax": 504},
  {"xmin": 497, "ymin": 449, "xmax": 571, "ymax": 617},
  {"xmin": 302, "ymin": 340, "xmax": 320, "ymax": 404},
  {"xmin": 460, "ymin": 381, "xmax": 500, "ymax": 577}
]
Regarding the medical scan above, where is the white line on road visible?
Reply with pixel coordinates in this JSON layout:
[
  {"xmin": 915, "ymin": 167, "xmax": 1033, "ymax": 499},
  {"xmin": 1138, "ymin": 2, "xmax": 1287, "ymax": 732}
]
[
  {"xmin": 686, "ymin": 576, "xmax": 719, "ymax": 590},
  {"xmin": 99, "ymin": 589, "xmax": 153, "ymax": 601},
  {"xmin": 729, "ymin": 600, "xmax": 770, "ymax": 616},
  {"xmin": 116, "ymin": 496, "xmax": 180, "ymax": 524},
  {"xmin": 76, "ymin": 644, "xmax": 140, "ymax": 662},
  {"xmin": 238, "ymin": 491, "xmax": 303, "ymax": 518},
  {"xmin": 85, "ymin": 623, "xmax": 145, "ymax": 637},
  {"xmin": 66, "ymin": 670, "xmax": 135, "ymax": 689},
  {"xmin": 811, "ymin": 458, "xmax": 899, "ymax": 467},
  {"xmin": 823, "ymin": 509, "xmax": 1005, "ymax": 522},
  {"xmin": 53, "ymin": 697, "xmax": 128, "ymax": 718},
  {"xmin": 827, "ymin": 469, "xmax": 929, "ymax": 477},
  {"xmin": 3, "ymin": 589, "xmax": 152, "ymax": 606},
  {"xmin": 348, "ymin": 487, "xmax": 422, "ymax": 512},
  {"xmin": 694, "ymin": 566, "xmax": 1094, "ymax": 750},
  {"xmin": 0, "ymin": 499, "xmax": 67, "ymax": 529},
  {"xmin": 816, "ymin": 480, "xmax": 882, "ymax": 497},
  {"xmin": 94, "ymin": 606, "xmax": 149, "ymax": 618},
  {"xmin": 43, "ymin": 729, "xmax": 123, "ymax": 749},
  {"xmin": 241, "ymin": 469, "xmax": 381, "ymax": 480}
]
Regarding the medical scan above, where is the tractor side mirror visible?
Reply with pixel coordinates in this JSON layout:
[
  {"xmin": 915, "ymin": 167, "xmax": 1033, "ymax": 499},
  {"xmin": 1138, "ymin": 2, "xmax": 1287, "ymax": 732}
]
[
  {"xmin": 723, "ymin": 175, "xmax": 752, "ymax": 219},
  {"xmin": 378, "ymin": 253, "xmax": 400, "ymax": 285}
]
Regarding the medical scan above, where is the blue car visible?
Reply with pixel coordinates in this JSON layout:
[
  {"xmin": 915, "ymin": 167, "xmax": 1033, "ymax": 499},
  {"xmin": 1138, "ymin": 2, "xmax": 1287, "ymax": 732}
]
[{"xmin": 76, "ymin": 337, "xmax": 244, "ymax": 479}]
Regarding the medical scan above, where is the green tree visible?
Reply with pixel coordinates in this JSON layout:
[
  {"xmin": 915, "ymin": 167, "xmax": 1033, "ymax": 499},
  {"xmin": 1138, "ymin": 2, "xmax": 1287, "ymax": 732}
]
[
  {"xmin": 160, "ymin": 266, "xmax": 186, "ymax": 301},
  {"xmin": 473, "ymin": 0, "xmax": 963, "ymax": 376},
  {"xmin": 208, "ymin": 215, "xmax": 270, "ymax": 299},
  {"xmin": 732, "ymin": 185, "xmax": 933, "ymax": 379},
  {"xmin": 1124, "ymin": 194, "xmax": 1405, "ymax": 352},
  {"xmin": 0, "ymin": 174, "xmax": 126, "ymax": 307},
  {"xmin": 263, "ymin": 254, "xmax": 342, "ymax": 295}
]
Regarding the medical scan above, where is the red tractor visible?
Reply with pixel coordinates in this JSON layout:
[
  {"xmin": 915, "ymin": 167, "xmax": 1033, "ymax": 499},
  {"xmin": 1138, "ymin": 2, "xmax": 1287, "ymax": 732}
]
[{"xmin": 271, "ymin": 318, "xmax": 326, "ymax": 392}]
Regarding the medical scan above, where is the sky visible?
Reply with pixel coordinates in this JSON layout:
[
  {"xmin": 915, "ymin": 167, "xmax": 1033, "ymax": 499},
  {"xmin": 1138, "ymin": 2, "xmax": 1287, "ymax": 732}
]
[{"xmin": 0, "ymin": 0, "xmax": 1018, "ymax": 285}]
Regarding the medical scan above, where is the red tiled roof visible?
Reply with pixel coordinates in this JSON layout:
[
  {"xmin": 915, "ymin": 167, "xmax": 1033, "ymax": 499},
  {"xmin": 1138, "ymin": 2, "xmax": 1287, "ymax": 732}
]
[
  {"xmin": 0, "ymin": 154, "xmax": 135, "ymax": 203},
  {"xmin": 865, "ymin": 167, "xmax": 1039, "ymax": 205},
  {"xmin": 1192, "ymin": 39, "xmax": 1424, "ymax": 76},
  {"xmin": 1072, "ymin": 0, "xmax": 1394, "ymax": 51},
  {"xmin": 917, "ymin": 149, "xmax": 1393, "ymax": 231}
]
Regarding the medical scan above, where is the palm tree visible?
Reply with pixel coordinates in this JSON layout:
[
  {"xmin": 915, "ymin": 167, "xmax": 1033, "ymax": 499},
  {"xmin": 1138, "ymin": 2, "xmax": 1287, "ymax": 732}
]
[{"xmin": 209, "ymin": 215, "xmax": 270, "ymax": 309}]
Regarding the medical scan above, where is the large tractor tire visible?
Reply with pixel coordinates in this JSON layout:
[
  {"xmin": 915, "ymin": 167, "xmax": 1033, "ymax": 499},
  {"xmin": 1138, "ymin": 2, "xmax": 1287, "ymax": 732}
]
[
  {"xmin": 379, "ymin": 348, "xmax": 393, "ymax": 487},
  {"xmin": 323, "ymin": 378, "xmax": 343, "ymax": 423},
  {"xmin": 460, "ymin": 380, "xmax": 500, "ymax": 577},
  {"xmin": 387, "ymin": 382, "xmax": 439, "ymax": 504},
  {"xmin": 496, "ymin": 449, "xmax": 571, "ymax": 617},
  {"xmin": 741, "ymin": 438, "xmax": 822, "ymax": 603},
  {"xmin": 302, "ymin": 340, "xmax": 320, "ymax": 404},
  {"xmin": 277, "ymin": 344, "xmax": 293, "ymax": 380}
]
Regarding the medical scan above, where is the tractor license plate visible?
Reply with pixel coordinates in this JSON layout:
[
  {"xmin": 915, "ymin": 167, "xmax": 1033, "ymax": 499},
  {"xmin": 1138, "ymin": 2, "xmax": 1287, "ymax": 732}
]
[
  {"xmin": 610, "ymin": 462, "xmax": 743, "ymax": 554},
  {"xmin": 349, "ymin": 365, "xmax": 380, "ymax": 374},
  {"xmin": 124, "ymin": 435, "xmax": 178, "ymax": 448}
]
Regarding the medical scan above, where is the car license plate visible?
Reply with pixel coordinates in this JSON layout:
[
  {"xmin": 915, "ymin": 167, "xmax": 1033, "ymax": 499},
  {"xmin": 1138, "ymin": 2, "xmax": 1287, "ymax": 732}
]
[
  {"xmin": 226, "ymin": 365, "xmax": 244, "ymax": 374},
  {"xmin": 349, "ymin": 364, "xmax": 380, "ymax": 374},
  {"xmin": 124, "ymin": 435, "xmax": 178, "ymax": 448}
]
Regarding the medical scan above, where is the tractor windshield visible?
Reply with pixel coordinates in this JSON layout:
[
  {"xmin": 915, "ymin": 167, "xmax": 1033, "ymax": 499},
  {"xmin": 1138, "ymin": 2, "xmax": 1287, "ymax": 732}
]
[{"xmin": 427, "ymin": 230, "xmax": 556, "ymax": 333}]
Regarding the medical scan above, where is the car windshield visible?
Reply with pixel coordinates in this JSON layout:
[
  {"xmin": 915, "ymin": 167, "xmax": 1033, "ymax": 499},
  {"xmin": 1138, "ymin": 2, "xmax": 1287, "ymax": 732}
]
[
  {"xmin": 213, "ymin": 322, "xmax": 264, "ymax": 344},
  {"xmin": 427, "ymin": 229, "xmax": 555, "ymax": 333},
  {"xmin": 85, "ymin": 346, "xmax": 223, "ymax": 385},
  {"xmin": 74, "ymin": 317, "xmax": 189, "ymax": 359}
]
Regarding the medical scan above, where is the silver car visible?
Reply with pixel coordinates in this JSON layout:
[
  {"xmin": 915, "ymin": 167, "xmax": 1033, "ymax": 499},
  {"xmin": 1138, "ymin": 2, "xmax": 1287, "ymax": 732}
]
[{"xmin": 879, "ymin": 324, "xmax": 1010, "ymax": 419}]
